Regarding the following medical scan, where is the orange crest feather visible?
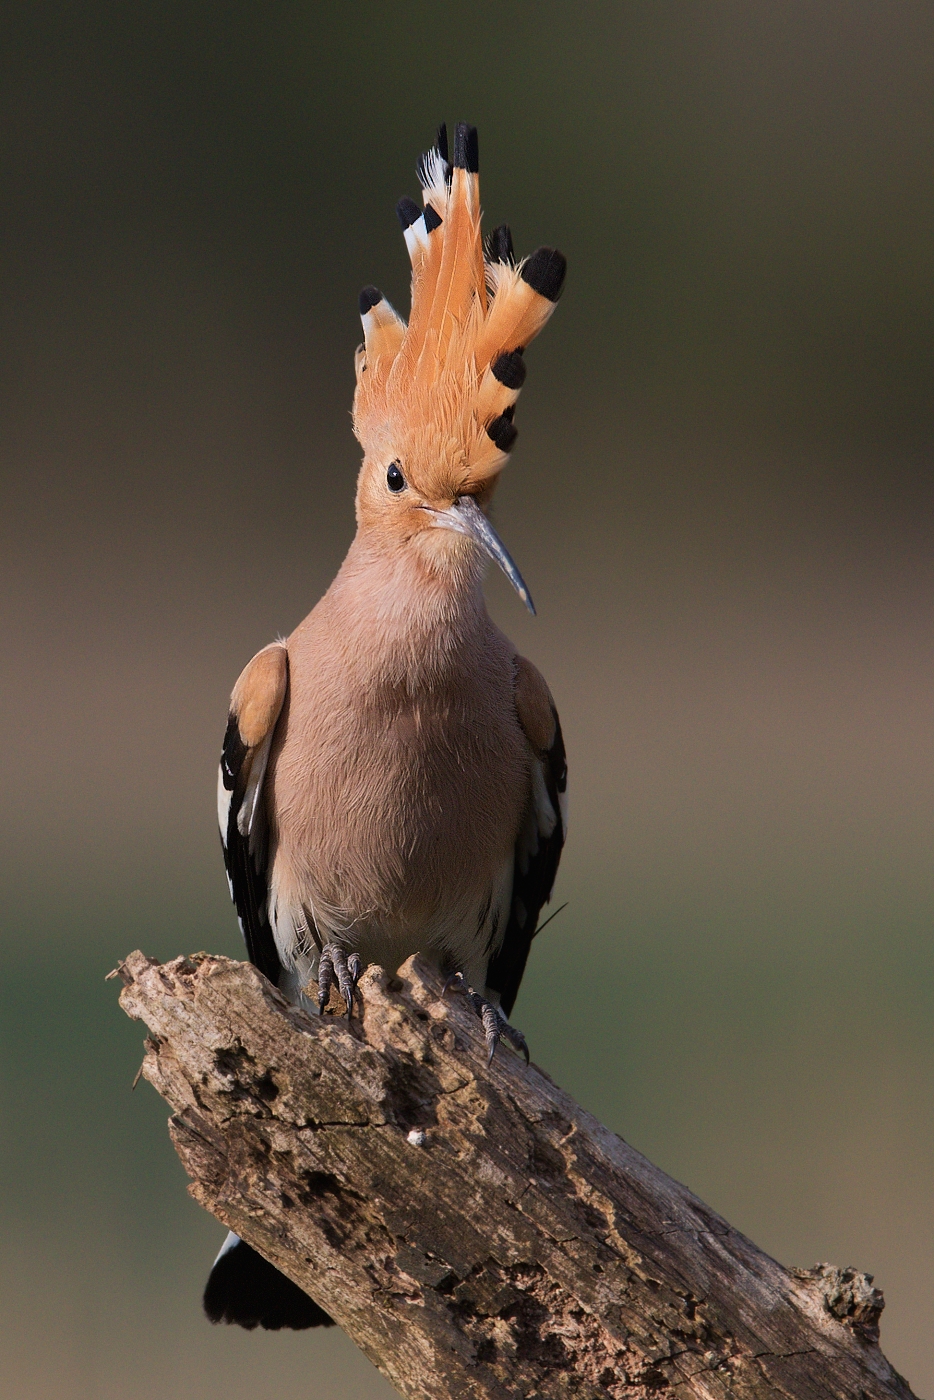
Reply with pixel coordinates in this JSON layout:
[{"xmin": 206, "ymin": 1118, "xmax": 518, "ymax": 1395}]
[{"xmin": 352, "ymin": 123, "xmax": 566, "ymax": 498}]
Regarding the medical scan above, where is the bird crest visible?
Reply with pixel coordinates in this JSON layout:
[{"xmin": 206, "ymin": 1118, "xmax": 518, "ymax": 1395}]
[{"xmin": 352, "ymin": 122, "xmax": 566, "ymax": 502}]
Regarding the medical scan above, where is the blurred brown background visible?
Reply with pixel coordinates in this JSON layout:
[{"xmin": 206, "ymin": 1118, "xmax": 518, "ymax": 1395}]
[{"xmin": 1, "ymin": 3, "xmax": 932, "ymax": 1396}]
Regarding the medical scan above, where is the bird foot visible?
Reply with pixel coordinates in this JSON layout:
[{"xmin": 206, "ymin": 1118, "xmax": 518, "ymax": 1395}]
[
  {"xmin": 443, "ymin": 974, "xmax": 530, "ymax": 1065},
  {"xmin": 316, "ymin": 944, "xmax": 363, "ymax": 1018}
]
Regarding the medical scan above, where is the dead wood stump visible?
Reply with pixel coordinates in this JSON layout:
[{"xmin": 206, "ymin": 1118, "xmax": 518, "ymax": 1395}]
[{"xmin": 115, "ymin": 951, "xmax": 917, "ymax": 1400}]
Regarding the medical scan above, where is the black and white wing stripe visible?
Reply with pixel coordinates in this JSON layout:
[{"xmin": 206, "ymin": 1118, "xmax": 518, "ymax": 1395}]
[
  {"xmin": 217, "ymin": 642, "xmax": 288, "ymax": 987},
  {"xmin": 486, "ymin": 656, "xmax": 567, "ymax": 1017},
  {"xmin": 210, "ymin": 642, "xmax": 335, "ymax": 1329}
]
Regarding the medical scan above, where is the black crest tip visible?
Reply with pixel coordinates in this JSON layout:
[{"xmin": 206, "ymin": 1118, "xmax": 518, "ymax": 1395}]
[
  {"xmin": 491, "ymin": 351, "xmax": 527, "ymax": 391},
  {"xmin": 453, "ymin": 122, "xmax": 479, "ymax": 173},
  {"xmin": 487, "ymin": 413, "xmax": 518, "ymax": 453},
  {"xmin": 485, "ymin": 224, "xmax": 514, "ymax": 266},
  {"xmin": 521, "ymin": 247, "xmax": 567, "ymax": 302},
  {"xmin": 423, "ymin": 204, "xmax": 443, "ymax": 234},
  {"xmin": 435, "ymin": 123, "xmax": 449, "ymax": 164},
  {"xmin": 396, "ymin": 197, "xmax": 422, "ymax": 231},
  {"xmin": 358, "ymin": 285, "xmax": 382, "ymax": 315}
]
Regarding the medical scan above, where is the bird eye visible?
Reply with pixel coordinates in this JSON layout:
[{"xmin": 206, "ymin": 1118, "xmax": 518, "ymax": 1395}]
[{"xmin": 386, "ymin": 462, "xmax": 406, "ymax": 492}]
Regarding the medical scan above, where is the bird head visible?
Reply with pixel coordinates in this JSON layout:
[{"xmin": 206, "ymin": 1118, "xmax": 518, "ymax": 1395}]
[{"xmin": 351, "ymin": 123, "xmax": 566, "ymax": 614}]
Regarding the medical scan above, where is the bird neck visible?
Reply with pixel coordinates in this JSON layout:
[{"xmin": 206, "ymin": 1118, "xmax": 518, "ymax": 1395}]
[{"xmin": 326, "ymin": 530, "xmax": 490, "ymax": 687}]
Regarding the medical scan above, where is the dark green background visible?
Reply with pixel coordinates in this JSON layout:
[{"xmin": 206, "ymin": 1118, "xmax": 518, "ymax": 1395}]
[{"xmin": 2, "ymin": 4, "xmax": 932, "ymax": 1396}]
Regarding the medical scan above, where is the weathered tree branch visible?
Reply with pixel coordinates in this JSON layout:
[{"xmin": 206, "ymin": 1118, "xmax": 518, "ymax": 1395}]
[{"xmin": 116, "ymin": 950, "xmax": 916, "ymax": 1400}]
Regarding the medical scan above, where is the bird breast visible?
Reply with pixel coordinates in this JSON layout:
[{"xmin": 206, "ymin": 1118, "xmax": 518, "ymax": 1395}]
[{"xmin": 266, "ymin": 602, "xmax": 530, "ymax": 968}]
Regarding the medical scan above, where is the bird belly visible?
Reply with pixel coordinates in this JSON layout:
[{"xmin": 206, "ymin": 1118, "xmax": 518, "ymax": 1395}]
[
  {"xmin": 266, "ymin": 685, "xmax": 527, "ymax": 998},
  {"xmin": 274, "ymin": 852, "xmax": 514, "ymax": 994}
]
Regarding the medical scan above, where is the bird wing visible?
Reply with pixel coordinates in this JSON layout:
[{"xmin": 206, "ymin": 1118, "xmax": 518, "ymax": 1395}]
[
  {"xmin": 485, "ymin": 655, "xmax": 567, "ymax": 1017},
  {"xmin": 217, "ymin": 641, "xmax": 288, "ymax": 986}
]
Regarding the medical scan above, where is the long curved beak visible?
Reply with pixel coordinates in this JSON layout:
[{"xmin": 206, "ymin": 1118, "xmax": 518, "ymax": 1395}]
[{"xmin": 429, "ymin": 495, "xmax": 536, "ymax": 615}]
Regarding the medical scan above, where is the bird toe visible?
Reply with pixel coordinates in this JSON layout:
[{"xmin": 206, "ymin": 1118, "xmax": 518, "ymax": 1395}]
[
  {"xmin": 316, "ymin": 944, "xmax": 364, "ymax": 1018},
  {"xmin": 444, "ymin": 975, "xmax": 530, "ymax": 1065}
]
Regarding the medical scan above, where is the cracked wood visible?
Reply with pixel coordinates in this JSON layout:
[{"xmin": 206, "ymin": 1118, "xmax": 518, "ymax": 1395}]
[{"xmin": 116, "ymin": 951, "xmax": 918, "ymax": 1400}]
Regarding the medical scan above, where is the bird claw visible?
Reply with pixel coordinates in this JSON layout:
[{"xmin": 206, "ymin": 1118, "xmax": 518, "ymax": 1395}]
[
  {"xmin": 317, "ymin": 944, "xmax": 363, "ymax": 1018},
  {"xmin": 444, "ymin": 973, "xmax": 529, "ymax": 1065}
]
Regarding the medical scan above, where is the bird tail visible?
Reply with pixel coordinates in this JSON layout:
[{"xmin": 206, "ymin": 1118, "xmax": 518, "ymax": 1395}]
[
  {"xmin": 203, "ymin": 1231, "xmax": 334, "ymax": 1331},
  {"xmin": 353, "ymin": 121, "xmax": 566, "ymax": 491}
]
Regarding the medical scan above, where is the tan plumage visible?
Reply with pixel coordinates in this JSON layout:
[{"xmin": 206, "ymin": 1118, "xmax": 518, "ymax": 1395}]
[
  {"xmin": 218, "ymin": 120, "xmax": 567, "ymax": 1023},
  {"xmin": 209, "ymin": 120, "xmax": 568, "ymax": 1334}
]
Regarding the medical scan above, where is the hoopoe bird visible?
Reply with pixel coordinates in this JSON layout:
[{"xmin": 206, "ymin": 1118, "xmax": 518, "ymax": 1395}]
[{"xmin": 205, "ymin": 123, "xmax": 567, "ymax": 1331}]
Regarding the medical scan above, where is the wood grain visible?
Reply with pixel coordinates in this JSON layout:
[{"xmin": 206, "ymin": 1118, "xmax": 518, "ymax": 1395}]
[{"xmin": 116, "ymin": 951, "xmax": 917, "ymax": 1400}]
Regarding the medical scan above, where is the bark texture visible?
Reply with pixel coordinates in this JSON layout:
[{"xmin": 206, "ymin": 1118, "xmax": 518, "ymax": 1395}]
[{"xmin": 116, "ymin": 950, "xmax": 917, "ymax": 1400}]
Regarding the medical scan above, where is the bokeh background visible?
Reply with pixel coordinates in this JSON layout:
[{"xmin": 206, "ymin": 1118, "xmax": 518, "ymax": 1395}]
[{"xmin": 2, "ymin": 3, "xmax": 932, "ymax": 1396}]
